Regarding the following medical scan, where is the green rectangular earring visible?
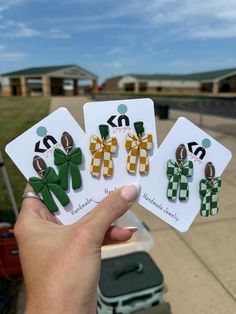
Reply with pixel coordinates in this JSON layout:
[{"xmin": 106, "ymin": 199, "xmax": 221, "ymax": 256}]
[{"xmin": 200, "ymin": 162, "xmax": 221, "ymax": 217}]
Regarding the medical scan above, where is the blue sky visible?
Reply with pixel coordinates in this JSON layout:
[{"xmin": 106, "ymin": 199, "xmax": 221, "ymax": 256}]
[{"xmin": 0, "ymin": 0, "xmax": 236, "ymax": 82}]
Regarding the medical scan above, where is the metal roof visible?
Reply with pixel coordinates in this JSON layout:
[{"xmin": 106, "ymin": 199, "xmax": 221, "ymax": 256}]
[
  {"xmin": 126, "ymin": 68, "xmax": 236, "ymax": 82},
  {"xmin": 1, "ymin": 64, "xmax": 97, "ymax": 78}
]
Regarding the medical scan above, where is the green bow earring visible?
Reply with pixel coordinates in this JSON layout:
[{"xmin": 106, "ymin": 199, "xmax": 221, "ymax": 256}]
[
  {"xmin": 54, "ymin": 132, "xmax": 82, "ymax": 191},
  {"xmin": 29, "ymin": 156, "xmax": 70, "ymax": 213},
  {"xmin": 166, "ymin": 144, "xmax": 193, "ymax": 201},
  {"xmin": 200, "ymin": 162, "xmax": 221, "ymax": 217}
]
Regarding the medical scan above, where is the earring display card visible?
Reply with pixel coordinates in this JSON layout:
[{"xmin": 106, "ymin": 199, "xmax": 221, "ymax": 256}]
[
  {"xmin": 5, "ymin": 108, "xmax": 95, "ymax": 225},
  {"xmin": 83, "ymin": 98, "xmax": 158, "ymax": 202},
  {"xmin": 137, "ymin": 117, "xmax": 232, "ymax": 232}
]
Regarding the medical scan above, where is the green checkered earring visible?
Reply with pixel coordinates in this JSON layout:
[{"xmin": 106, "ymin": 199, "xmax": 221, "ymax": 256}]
[
  {"xmin": 199, "ymin": 162, "xmax": 221, "ymax": 217},
  {"xmin": 166, "ymin": 144, "xmax": 193, "ymax": 201}
]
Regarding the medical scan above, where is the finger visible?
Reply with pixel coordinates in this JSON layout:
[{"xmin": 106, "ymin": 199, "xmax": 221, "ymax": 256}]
[
  {"xmin": 79, "ymin": 183, "xmax": 140, "ymax": 235},
  {"xmin": 103, "ymin": 226, "xmax": 137, "ymax": 245},
  {"xmin": 22, "ymin": 184, "xmax": 44, "ymax": 210},
  {"xmin": 104, "ymin": 226, "xmax": 133, "ymax": 245},
  {"xmin": 20, "ymin": 184, "xmax": 58, "ymax": 223}
]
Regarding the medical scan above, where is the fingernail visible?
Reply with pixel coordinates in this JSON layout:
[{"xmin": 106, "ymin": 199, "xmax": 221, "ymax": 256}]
[
  {"xmin": 124, "ymin": 226, "xmax": 138, "ymax": 233},
  {"xmin": 120, "ymin": 183, "xmax": 141, "ymax": 202}
]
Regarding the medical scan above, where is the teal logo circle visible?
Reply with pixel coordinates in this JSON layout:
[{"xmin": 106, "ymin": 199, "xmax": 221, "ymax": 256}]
[
  {"xmin": 117, "ymin": 104, "xmax": 127, "ymax": 115},
  {"xmin": 202, "ymin": 138, "xmax": 211, "ymax": 148},
  {"xmin": 36, "ymin": 126, "xmax": 47, "ymax": 137}
]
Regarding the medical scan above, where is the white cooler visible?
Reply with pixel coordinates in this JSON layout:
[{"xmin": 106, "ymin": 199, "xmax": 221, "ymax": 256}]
[{"xmin": 98, "ymin": 211, "xmax": 164, "ymax": 314}]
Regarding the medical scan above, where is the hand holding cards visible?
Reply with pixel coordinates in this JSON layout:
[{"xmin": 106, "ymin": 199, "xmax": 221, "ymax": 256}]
[{"xmin": 5, "ymin": 100, "xmax": 232, "ymax": 231}]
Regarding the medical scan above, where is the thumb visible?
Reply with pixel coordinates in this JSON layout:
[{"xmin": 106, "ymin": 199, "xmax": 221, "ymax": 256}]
[{"xmin": 78, "ymin": 183, "xmax": 140, "ymax": 235}]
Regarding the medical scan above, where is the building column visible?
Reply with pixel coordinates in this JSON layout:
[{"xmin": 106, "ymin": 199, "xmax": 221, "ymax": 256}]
[
  {"xmin": 42, "ymin": 76, "xmax": 51, "ymax": 97},
  {"xmin": 92, "ymin": 79, "xmax": 98, "ymax": 92},
  {"xmin": 2, "ymin": 77, "xmax": 12, "ymax": 96},
  {"xmin": 73, "ymin": 79, "xmax": 78, "ymax": 95},
  {"xmin": 212, "ymin": 81, "xmax": 219, "ymax": 95},
  {"xmin": 134, "ymin": 81, "xmax": 139, "ymax": 93},
  {"xmin": 20, "ymin": 76, "xmax": 28, "ymax": 96}
]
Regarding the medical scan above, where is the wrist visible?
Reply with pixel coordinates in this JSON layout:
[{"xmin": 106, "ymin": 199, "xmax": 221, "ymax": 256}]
[
  {"xmin": 25, "ymin": 292, "xmax": 97, "ymax": 314},
  {"xmin": 25, "ymin": 303, "xmax": 95, "ymax": 314}
]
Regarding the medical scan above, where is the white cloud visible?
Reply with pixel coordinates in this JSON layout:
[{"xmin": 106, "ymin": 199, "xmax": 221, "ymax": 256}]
[
  {"xmin": 135, "ymin": 0, "xmax": 236, "ymax": 39},
  {"xmin": 0, "ymin": 0, "xmax": 71, "ymax": 39},
  {"xmin": 158, "ymin": 56, "xmax": 236, "ymax": 73},
  {"xmin": 189, "ymin": 24, "xmax": 236, "ymax": 39},
  {"xmin": 0, "ymin": 0, "xmax": 28, "ymax": 13},
  {"xmin": 0, "ymin": 45, "xmax": 26, "ymax": 61},
  {"xmin": 103, "ymin": 58, "xmax": 136, "ymax": 69},
  {"xmin": 48, "ymin": 28, "xmax": 71, "ymax": 39},
  {"xmin": 0, "ymin": 6, "xmax": 6, "ymax": 12},
  {"xmin": 1, "ymin": 0, "xmax": 236, "ymax": 42},
  {"xmin": 106, "ymin": 47, "xmax": 123, "ymax": 55},
  {"xmin": 84, "ymin": 53, "xmax": 92, "ymax": 58},
  {"xmin": 0, "ymin": 51, "xmax": 26, "ymax": 61},
  {"xmin": 15, "ymin": 22, "xmax": 42, "ymax": 37},
  {"xmin": 0, "ymin": 20, "xmax": 42, "ymax": 37},
  {"xmin": 0, "ymin": 20, "xmax": 71, "ymax": 39},
  {"xmin": 61, "ymin": 0, "xmax": 99, "ymax": 3},
  {"xmin": 42, "ymin": 0, "xmax": 236, "ymax": 39},
  {"xmin": 103, "ymin": 61, "xmax": 122, "ymax": 69},
  {"xmin": 53, "ymin": 46, "xmax": 71, "ymax": 52}
]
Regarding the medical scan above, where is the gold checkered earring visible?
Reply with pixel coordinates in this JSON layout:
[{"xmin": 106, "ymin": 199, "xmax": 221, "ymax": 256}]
[
  {"xmin": 89, "ymin": 124, "xmax": 117, "ymax": 177},
  {"xmin": 125, "ymin": 121, "xmax": 153, "ymax": 175}
]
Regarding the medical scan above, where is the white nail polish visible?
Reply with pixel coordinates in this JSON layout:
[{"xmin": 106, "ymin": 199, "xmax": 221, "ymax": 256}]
[
  {"xmin": 124, "ymin": 226, "xmax": 138, "ymax": 232},
  {"xmin": 120, "ymin": 182, "xmax": 141, "ymax": 202},
  {"xmin": 131, "ymin": 182, "xmax": 141, "ymax": 193}
]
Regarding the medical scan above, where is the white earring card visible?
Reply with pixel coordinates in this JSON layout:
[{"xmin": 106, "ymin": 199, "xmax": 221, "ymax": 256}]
[
  {"xmin": 137, "ymin": 117, "xmax": 232, "ymax": 232},
  {"xmin": 83, "ymin": 98, "xmax": 158, "ymax": 202},
  {"xmin": 5, "ymin": 108, "xmax": 95, "ymax": 225}
]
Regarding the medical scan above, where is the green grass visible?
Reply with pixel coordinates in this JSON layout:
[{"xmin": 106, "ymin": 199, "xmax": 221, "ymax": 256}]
[
  {"xmin": 0, "ymin": 96, "xmax": 50, "ymax": 313},
  {"xmin": 0, "ymin": 97, "xmax": 50, "ymax": 217}
]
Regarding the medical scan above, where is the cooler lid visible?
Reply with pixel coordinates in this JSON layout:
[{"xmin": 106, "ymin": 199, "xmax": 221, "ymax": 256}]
[{"xmin": 99, "ymin": 251, "xmax": 163, "ymax": 298}]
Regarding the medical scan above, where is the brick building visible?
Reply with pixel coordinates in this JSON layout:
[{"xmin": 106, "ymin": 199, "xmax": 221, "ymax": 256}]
[
  {"xmin": 103, "ymin": 68, "xmax": 236, "ymax": 94},
  {"xmin": 1, "ymin": 64, "xmax": 98, "ymax": 97}
]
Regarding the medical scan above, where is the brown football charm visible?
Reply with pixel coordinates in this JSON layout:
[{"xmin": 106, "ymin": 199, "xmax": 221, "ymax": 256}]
[
  {"xmin": 33, "ymin": 155, "xmax": 46, "ymax": 176},
  {"xmin": 61, "ymin": 131, "xmax": 73, "ymax": 152},
  {"xmin": 205, "ymin": 162, "xmax": 215, "ymax": 180},
  {"xmin": 176, "ymin": 144, "xmax": 187, "ymax": 164}
]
